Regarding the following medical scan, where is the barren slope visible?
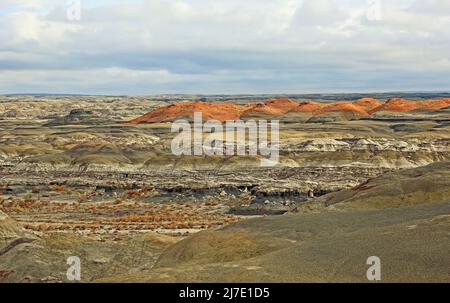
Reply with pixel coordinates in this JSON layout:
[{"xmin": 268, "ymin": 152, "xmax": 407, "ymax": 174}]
[{"xmin": 99, "ymin": 162, "xmax": 450, "ymax": 283}]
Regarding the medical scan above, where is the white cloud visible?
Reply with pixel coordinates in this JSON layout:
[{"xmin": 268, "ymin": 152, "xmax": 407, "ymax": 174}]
[{"xmin": 0, "ymin": 0, "xmax": 449, "ymax": 94}]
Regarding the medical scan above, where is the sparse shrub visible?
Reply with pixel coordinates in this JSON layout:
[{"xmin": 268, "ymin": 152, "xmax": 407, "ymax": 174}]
[
  {"xmin": 38, "ymin": 224, "xmax": 49, "ymax": 231},
  {"xmin": 49, "ymin": 185, "xmax": 65, "ymax": 192},
  {"xmin": 78, "ymin": 194, "xmax": 88, "ymax": 203},
  {"xmin": 22, "ymin": 199, "xmax": 35, "ymax": 208}
]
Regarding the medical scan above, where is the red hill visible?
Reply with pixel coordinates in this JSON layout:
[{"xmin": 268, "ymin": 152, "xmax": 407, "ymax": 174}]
[
  {"xmin": 352, "ymin": 98, "xmax": 383, "ymax": 111},
  {"xmin": 241, "ymin": 103, "xmax": 287, "ymax": 117},
  {"xmin": 129, "ymin": 102, "xmax": 249, "ymax": 123},
  {"xmin": 369, "ymin": 98, "xmax": 419, "ymax": 114},
  {"xmin": 129, "ymin": 98, "xmax": 449, "ymax": 124},
  {"xmin": 421, "ymin": 98, "xmax": 450, "ymax": 110},
  {"xmin": 288, "ymin": 101, "xmax": 324, "ymax": 113},
  {"xmin": 369, "ymin": 98, "xmax": 450, "ymax": 114},
  {"xmin": 264, "ymin": 98, "xmax": 299, "ymax": 113},
  {"xmin": 314, "ymin": 102, "xmax": 369, "ymax": 116}
]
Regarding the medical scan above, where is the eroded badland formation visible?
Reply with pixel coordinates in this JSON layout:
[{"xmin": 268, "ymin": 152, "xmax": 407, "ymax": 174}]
[{"xmin": 1, "ymin": 94, "xmax": 449, "ymax": 282}]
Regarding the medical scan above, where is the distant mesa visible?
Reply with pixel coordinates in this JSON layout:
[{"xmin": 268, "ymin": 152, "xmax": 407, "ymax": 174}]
[
  {"xmin": 45, "ymin": 108, "xmax": 112, "ymax": 126},
  {"xmin": 129, "ymin": 98, "xmax": 450, "ymax": 124}
]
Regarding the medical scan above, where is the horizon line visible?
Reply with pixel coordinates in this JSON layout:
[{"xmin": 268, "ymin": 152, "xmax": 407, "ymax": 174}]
[{"xmin": 2, "ymin": 90, "xmax": 450, "ymax": 98}]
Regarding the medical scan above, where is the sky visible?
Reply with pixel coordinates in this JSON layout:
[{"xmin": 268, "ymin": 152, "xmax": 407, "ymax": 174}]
[{"xmin": 0, "ymin": 0, "xmax": 449, "ymax": 95}]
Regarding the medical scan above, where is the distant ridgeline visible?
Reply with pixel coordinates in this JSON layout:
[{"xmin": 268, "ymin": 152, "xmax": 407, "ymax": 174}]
[{"xmin": 129, "ymin": 97, "xmax": 450, "ymax": 124}]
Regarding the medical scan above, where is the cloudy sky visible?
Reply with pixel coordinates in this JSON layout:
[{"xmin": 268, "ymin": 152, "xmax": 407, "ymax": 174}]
[{"xmin": 0, "ymin": 0, "xmax": 449, "ymax": 95}]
